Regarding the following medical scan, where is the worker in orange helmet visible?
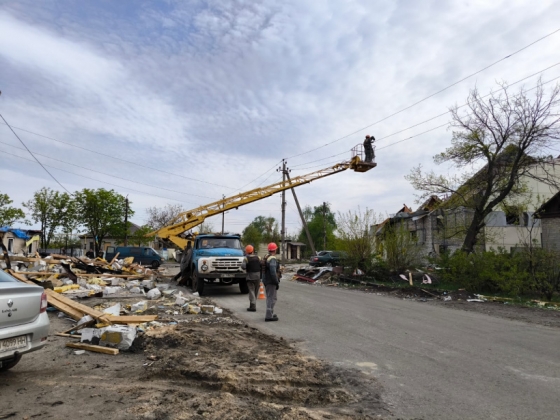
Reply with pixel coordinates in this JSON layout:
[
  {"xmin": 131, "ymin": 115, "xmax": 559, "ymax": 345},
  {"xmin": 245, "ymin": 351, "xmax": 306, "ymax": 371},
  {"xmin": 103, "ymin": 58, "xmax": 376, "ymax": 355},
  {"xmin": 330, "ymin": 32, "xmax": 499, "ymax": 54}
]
[
  {"xmin": 242, "ymin": 244, "xmax": 261, "ymax": 312},
  {"xmin": 262, "ymin": 242, "xmax": 281, "ymax": 322}
]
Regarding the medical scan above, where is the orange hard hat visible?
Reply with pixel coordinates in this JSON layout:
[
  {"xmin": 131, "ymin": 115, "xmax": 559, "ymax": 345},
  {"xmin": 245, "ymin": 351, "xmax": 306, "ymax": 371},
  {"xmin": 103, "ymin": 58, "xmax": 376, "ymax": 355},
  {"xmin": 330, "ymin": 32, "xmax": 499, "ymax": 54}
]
[
  {"xmin": 267, "ymin": 243, "xmax": 278, "ymax": 252},
  {"xmin": 245, "ymin": 245, "xmax": 254, "ymax": 254}
]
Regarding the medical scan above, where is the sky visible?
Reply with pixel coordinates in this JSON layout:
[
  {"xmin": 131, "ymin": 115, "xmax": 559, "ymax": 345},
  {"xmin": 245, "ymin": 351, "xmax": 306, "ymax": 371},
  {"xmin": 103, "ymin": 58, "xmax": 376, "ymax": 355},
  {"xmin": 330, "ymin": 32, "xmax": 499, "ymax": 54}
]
[{"xmin": 1, "ymin": 0, "xmax": 559, "ymax": 237}]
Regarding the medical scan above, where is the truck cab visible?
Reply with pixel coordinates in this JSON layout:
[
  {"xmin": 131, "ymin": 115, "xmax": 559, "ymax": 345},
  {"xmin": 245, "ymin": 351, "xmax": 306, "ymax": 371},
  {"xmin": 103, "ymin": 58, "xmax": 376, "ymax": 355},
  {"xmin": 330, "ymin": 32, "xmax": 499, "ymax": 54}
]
[{"xmin": 187, "ymin": 234, "xmax": 248, "ymax": 295}]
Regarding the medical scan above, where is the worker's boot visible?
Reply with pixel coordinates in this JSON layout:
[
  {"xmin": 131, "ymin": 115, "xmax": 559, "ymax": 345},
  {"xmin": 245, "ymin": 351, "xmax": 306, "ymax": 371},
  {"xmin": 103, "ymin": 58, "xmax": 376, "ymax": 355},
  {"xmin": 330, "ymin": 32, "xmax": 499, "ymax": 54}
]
[{"xmin": 247, "ymin": 303, "xmax": 256, "ymax": 312}]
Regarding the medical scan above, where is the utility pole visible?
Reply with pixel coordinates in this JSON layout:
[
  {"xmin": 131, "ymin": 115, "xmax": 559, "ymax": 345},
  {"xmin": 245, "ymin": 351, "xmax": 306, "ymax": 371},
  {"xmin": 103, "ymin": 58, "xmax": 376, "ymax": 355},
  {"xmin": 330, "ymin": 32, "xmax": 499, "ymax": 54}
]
[
  {"xmin": 221, "ymin": 194, "xmax": 225, "ymax": 234},
  {"xmin": 322, "ymin": 202, "xmax": 327, "ymax": 249},
  {"xmin": 286, "ymin": 171, "xmax": 317, "ymax": 255},
  {"xmin": 124, "ymin": 196, "xmax": 129, "ymax": 246},
  {"xmin": 277, "ymin": 159, "xmax": 287, "ymax": 260}
]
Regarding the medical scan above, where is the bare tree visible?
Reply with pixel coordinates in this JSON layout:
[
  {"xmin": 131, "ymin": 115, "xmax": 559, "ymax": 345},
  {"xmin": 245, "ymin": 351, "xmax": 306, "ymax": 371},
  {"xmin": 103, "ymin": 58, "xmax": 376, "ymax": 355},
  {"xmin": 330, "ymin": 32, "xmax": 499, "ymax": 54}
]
[
  {"xmin": 146, "ymin": 204, "xmax": 184, "ymax": 230},
  {"xmin": 406, "ymin": 80, "xmax": 560, "ymax": 253}
]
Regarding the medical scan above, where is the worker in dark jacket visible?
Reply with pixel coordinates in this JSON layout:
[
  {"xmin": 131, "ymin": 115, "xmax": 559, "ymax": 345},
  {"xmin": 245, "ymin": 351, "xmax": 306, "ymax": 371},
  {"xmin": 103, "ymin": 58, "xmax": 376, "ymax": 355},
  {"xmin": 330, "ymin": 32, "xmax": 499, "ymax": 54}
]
[
  {"xmin": 241, "ymin": 245, "xmax": 261, "ymax": 312},
  {"xmin": 363, "ymin": 135, "xmax": 375, "ymax": 162},
  {"xmin": 177, "ymin": 242, "xmax": 193, "ymax": 285},
  {"xmin": 262, "ymin": 242, "xmax": 281, "ymax": 322}
]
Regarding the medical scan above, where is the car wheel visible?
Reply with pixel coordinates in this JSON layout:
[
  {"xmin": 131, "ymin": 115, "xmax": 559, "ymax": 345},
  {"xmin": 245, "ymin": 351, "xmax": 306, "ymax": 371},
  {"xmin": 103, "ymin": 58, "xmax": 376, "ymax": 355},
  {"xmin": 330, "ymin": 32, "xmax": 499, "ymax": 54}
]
[
  {"xmin": 151, "ymin": 260, "xmax": 160, "ymax": 269},
  {"xmin": 239, "ymin": 278, "xmax": 249, "ymax": 294},
  {"xmin": 192, "ymin": 271, "xmax": 204, "ymax": 296},
  {"xmin": 0, "ymin": 354, "xmax": 22, "ymax": 372}
]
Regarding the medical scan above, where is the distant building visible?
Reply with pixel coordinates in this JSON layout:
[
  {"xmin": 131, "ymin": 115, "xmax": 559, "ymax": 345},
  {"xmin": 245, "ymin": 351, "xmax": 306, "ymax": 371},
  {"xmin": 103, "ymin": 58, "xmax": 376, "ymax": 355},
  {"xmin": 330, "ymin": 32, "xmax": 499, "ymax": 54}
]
[{"xmin": 79, "ymin": 222, "xmax": 152, "ymax": 252}]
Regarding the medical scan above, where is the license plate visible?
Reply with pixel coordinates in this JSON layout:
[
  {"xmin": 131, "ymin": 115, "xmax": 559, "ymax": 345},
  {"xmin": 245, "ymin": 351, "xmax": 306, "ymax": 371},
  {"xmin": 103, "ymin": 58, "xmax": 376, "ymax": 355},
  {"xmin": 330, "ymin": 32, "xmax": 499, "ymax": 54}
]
[
  {"xmin": 221, "ymin": 274, "xmax": 235, "ymax": 278},
  {"xmin": 0, "ymin": 335, "xmax": 27, "ymax": 353}
]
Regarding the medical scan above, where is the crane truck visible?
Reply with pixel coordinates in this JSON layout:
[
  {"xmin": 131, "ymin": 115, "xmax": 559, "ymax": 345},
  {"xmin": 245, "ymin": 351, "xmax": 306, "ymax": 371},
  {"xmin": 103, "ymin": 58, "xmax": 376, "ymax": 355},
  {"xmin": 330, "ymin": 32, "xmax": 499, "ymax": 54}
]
[{"xmin": 148, "ymin": 144, "xmax": 376, "ymax": 295}]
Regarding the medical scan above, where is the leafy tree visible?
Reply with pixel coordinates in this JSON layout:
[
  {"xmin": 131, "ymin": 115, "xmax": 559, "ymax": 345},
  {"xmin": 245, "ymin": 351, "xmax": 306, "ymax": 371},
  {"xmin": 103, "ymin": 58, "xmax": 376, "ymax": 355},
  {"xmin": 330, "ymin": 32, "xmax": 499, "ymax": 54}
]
[
  {"xmin": 74, "ymin": 188, "xmax": 131, "ymax": 254},
  {"xmin": 242, "ymin": 216, "xmax": 280, "ymax": 245},
  {"xmin": 382, "ymin": 220, "xmax": 423, "ymax": 273},
  {"xmin": 146, "ymin": 204, "xmax": 184, "ymax": 230},
  {"xmin": 406, "ymin": 81, "xmax": 560, "ymax": 253},
  {"xmin": 128, "ymin": 224, "xmax": 153, "ymax": 246},
  {"xmin": 23, "ymin": 187, "xmax": 73, "ymax": 249},
  {"xmin": 242, "ymin": 223, "xmax": 262, "ymax": 247},
  {"xmin": 0, "ymin": 192, "xmax": 25, "ymax": 226},
  {"xmin": 337, "ymin": 207, "xmax": 379, "ymax": 273},
  {"xmin": 297, "ymin": 203, "xmax": 337, "ymax": 254}
]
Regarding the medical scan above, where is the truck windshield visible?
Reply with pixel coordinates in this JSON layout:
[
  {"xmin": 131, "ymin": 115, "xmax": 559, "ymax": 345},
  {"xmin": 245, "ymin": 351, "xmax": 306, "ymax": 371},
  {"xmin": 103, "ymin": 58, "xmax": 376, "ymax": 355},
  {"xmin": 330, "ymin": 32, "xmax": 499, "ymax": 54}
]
[{"xmin": 198, "ymin": 238, "xmax": 242, "ymax": 249}]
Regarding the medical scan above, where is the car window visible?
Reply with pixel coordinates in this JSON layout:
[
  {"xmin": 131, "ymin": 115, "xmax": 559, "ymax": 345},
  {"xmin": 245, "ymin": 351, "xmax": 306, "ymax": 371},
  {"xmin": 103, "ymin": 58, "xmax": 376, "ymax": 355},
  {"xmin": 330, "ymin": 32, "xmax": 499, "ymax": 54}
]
[
  {"xmin": 318, "ymin": 251, "xmax": 328, "ymax": 256},
  {"xmin": 0, "ymin": 270, "xmax": 17, "ymax": 282}
]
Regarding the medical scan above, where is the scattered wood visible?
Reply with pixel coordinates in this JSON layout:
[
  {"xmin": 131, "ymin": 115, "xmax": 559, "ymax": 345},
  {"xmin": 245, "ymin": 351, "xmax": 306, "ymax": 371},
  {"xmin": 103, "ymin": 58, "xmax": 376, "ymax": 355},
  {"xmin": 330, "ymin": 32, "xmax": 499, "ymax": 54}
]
[
  {"xmin": 420, "ymin": 288, "xmax": 439, "ymax": 298},
  {"xmin": 109, "ymin": 252, "xmax": 120, "ymax": 265},
  {"xmin": 66, "ymin": 342, "xmax": 119, "ymax": 355},
  {"xmin": 56, "ymin": 333, "xmax": 81, "ymax": 339}
]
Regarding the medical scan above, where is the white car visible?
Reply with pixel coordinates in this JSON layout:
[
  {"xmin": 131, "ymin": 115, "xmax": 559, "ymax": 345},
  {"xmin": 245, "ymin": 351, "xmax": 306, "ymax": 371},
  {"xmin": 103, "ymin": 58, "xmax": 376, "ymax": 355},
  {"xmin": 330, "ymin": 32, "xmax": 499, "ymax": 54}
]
[{"xmin": 0, "ymin": 270, "xmax": 50, "ymax": 372}]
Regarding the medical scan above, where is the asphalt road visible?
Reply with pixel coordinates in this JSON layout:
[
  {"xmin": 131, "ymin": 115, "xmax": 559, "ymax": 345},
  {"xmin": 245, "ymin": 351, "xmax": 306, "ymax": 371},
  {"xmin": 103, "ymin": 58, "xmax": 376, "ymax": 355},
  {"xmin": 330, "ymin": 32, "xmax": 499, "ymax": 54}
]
[{"xmin": 210, "ymin": 279, "xmax": 560, "ymax": 420}]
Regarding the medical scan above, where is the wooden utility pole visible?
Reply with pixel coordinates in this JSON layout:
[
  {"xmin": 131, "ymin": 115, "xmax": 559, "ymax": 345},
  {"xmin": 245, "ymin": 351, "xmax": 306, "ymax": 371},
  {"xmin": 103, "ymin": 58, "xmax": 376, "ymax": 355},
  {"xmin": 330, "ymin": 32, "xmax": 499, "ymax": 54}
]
[
  {"xmin": 281, "ymin": 160, "xmax": 287, "ymax": 260},
  {"xmin": 124, "ymin": 196, "xmax": 129, "ymax": 246},
  {"xmin": 322, "ymin": 202, "xmax": 327, "ymax": 249},
  {"xmin": 286, "ymin": 171, "xmax": 316, "ymax": 256},
  {"xmin": 221, "ymin": 195, "xmax": 225, "ymax": 234}
]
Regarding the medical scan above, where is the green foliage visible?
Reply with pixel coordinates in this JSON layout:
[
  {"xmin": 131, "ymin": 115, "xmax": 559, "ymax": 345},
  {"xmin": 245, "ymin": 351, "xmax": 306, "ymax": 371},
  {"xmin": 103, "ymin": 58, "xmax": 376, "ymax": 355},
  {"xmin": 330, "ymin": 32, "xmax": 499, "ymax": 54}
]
[
  {"xmin": 74, "ymin": 188, "xmax": 132, "ymax": 253},
  {"xmin": 242, "ymin": 216, "xmax": 280, "ymax": 246},
  {"xmin": 128, "ymin": 224, "xmax": 153, "ymax": 246},
  {"xmin": 336, "ymin": 207, "xmax": 378, "ymax": 273},
  {"xmin": 298, "ymin": 203, "xmax": 337, "ymax": 255},
  {"xmin": 434, "ymin": 248, "xmax": 560, "ymax": 300},
  {"xmin": 383, "ymin": 221, "xmax": 422, "ymax": 272},
  {"xmin": 0, "ymin": 192, "xmax": 25, "ymax": 226},
  {"xmin": 23, "ymin": 187, "xmax": 74, "ymax": 249}
]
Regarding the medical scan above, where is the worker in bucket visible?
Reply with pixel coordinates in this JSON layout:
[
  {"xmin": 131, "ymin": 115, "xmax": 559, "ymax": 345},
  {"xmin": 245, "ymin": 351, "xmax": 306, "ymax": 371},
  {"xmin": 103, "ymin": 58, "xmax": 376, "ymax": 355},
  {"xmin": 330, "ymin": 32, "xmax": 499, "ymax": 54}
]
[
  {"xmin": 363, "ymin": 134, "xmax": 375, "ymax": 162},
  {"xmin": 262, "ymin": 242, "xmax": 281, "ymax": 322},
  {"xmin": 242, "ymin": 244, "xmax": 261, "ymax": 312}
]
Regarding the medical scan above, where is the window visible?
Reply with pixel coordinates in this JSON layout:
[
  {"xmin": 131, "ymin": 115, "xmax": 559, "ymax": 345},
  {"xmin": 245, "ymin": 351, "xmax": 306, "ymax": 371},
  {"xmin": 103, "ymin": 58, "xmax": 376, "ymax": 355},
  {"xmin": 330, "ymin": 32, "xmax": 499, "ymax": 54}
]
[{"xmin": 7, "ymin": 238, "xmax": 13, "ymax": 253}]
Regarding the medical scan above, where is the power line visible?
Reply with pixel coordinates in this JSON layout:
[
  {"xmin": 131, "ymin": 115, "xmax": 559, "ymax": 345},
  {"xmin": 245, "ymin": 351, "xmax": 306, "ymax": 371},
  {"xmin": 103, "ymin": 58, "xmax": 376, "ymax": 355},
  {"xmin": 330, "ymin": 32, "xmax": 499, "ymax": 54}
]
[
  {"xmin": 0, "ymin": 139, "xmax": 219, "ymax": 201},
  {"xmin": 0, "ymin": 113, "xmax": 70, "ymax": 193},
  {"xmin": 0, "ymin": 122, "xmax": 236, "ymax": 190},
  {"xmin": 235, "ymin": 159, "xmax": 283, "ymax": 192},
  {"xmin": 291, "ymin": 67, "xmax": 560, "ymax": 170},
  {"xmin": 283, "ymin": 28, "xmax": 560, "ymax": 161},
  {"xmin": 0, "ymin": 149, "xmax": 202, "ymax": 205}
]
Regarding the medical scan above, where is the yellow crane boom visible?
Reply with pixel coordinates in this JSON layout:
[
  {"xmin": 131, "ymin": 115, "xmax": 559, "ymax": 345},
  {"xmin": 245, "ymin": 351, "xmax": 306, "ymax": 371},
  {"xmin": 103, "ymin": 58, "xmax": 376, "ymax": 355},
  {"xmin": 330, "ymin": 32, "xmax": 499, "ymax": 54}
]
[{"xmin": 149, "ymin": 151, "xmax": 375, "ymax": 248}]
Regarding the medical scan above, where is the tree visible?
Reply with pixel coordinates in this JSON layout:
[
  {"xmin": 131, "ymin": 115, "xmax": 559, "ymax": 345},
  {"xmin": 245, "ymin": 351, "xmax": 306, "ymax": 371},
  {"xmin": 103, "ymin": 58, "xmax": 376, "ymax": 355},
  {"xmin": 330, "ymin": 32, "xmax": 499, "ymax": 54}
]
[
  {"xmin": 146, "ymin": 204, "xmax": 184, "ymax": 230},
  {"xmin": 128, "ymin": 225, "xmax": 153, "ymax": 246},
  {"xmin": 337, "ymin": 207, "xmax": 379, "ymax": 272},
  {"xmin": 0, "ymin": 192, "xmax": 25, "ymax": 226},
  {"xmin": 23, "ymin": 187, "xmax": 73, "ymax": 249},
  {"xmin": 297, "ymin": 203, "xmax": 337, "ymax": 253},
  {"xmin": 242, "ymin": 216, "xmax": 280, "ymax": 245},
  {"xmin": 382, "ymin": 221, "xmax": 422, "ymax": 272},
  {"xmin": 406, "ymin": 81, "xmax": 560, "ymax": 253},
  {"xmin": 74, "ymin": 188, "xmax": 131, "ymax": 254}
]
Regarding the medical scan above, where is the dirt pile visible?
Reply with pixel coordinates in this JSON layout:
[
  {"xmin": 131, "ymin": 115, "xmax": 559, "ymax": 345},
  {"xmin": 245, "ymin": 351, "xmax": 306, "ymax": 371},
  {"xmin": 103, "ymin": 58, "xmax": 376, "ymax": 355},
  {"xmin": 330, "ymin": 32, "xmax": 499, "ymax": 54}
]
[{"xmin": 130, "ymin": 322, "xmax": 386, "ymax": 419}]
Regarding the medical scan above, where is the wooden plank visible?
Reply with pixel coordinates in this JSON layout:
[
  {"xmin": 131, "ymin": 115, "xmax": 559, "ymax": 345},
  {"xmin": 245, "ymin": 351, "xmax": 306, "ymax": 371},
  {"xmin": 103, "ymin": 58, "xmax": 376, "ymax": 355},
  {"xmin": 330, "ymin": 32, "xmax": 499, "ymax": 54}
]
[
  {"xmin": 109, "ymin": 252, "xmax": 120, "ymax": 265},
  {"xmin": 56, "ymin": 333, "xmax": 81, "ymax": 339},
  {"xmin": 107, "ymin": 315, "xmax": 158, "ymax": 324},
  {"xmin": 22, "ymin": 272, "xmax": 147, "ymax": 279},
  {"xmin": 66, "ymin": 342, "xmax": 119, "ymax": 355}
]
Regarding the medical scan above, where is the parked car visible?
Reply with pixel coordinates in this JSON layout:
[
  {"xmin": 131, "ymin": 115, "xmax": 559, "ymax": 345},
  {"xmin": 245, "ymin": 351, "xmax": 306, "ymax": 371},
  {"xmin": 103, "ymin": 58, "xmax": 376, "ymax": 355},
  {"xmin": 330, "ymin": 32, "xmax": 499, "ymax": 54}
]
[
  {"xmin": 0, "ymin": 270, "xmax": 50, "ymax": 372},
  {"xmin": 309, "ymin": 251, "xmax": 346, "ymax": 267},
  {"xmin": 104, "ymin": 246, "xmax": 162, "ymax": 269}
]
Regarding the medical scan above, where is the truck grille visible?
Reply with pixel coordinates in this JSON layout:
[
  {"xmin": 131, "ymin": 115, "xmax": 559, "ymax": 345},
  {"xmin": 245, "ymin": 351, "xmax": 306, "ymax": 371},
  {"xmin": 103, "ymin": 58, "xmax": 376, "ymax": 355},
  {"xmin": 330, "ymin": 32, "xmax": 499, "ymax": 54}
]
[{"xmin": 211, "ymin": 258, "xmax": 243, "ymax": 271}]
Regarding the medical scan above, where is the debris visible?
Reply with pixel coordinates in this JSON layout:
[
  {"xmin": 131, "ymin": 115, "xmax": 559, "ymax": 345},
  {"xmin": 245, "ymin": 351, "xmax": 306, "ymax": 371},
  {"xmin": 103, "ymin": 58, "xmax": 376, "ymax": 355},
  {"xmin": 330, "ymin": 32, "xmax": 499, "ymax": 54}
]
[
  {"xmin": 103, "ymin": 303, "xmax": 121, "ymax": 316},
  {"xmin": 201, "ymin": 305, "xmax": 214, "ymax": 314},
  {"xmin": 66, "ymin": 342, "xmax": 119, "ymax": 355},
  {"xmin": 467, "ymin": 299, "xmax": 485, "ymax": 302},
  {"xmin": 99, "ymin": 325, "xmax": 137, "ymax": 350},
  {"xmin": 131, "ymin": 300, "xmax": 148, "ymax": 312},
  {"xmin": 146, "ymin": 288, "xmax": 161, "ymax": 300},
  {"xmin": 443, "ymin": 296, "xmax": 452, "ymax": 301},
  {"xmin": 73, "ymin": 350, "xmax": 86, "ymax": 355}
]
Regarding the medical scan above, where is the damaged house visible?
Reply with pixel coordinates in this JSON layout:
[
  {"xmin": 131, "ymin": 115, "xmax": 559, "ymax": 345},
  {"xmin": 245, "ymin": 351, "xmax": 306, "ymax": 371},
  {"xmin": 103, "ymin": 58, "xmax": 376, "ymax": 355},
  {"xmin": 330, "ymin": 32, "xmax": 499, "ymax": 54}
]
[
  {"xmin": 375, "ymin": 158, "xmax": 560, "ymax": 260},
  {"xmin": 0, "ymin": 227, "xmax": 42, "ymax": 255}
]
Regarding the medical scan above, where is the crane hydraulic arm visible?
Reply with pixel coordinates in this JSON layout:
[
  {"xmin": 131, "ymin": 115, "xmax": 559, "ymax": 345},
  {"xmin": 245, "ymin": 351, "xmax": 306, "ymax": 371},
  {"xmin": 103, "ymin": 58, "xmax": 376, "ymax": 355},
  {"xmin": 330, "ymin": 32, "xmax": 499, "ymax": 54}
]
[{"xmin": 148, "ymin": 150, "xmax": 375, "ymax": 249}]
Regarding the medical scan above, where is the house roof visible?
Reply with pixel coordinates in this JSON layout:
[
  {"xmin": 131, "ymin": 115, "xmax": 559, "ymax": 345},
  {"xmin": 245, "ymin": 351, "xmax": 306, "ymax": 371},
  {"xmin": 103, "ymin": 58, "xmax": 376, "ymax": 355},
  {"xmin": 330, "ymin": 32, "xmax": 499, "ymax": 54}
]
[
  {"xmin": 535, "ymin": 190, "xmax": 560, "ymax": 219},
  {"xmin": 0, "ymin": 227, "xmax": 30, "ymax": 240}
]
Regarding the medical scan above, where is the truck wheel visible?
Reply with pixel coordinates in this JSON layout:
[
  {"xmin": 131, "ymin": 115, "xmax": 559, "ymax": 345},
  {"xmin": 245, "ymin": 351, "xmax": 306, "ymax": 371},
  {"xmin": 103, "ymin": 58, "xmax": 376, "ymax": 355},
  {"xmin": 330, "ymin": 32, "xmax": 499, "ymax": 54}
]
[
  {"xmin": 0, "ymin": 354, "xmax": 22, "ymax": 372},
  {"xmin": 151, "ymin": 260, "xmax": 160, "ymax": 269},
  {"xmin": 192, "ymin": 271, "xmax": 204, "ymax": 296},
  {"xmin": 239, "ymin": 278, "xmax": 249, "ymax": 294}
]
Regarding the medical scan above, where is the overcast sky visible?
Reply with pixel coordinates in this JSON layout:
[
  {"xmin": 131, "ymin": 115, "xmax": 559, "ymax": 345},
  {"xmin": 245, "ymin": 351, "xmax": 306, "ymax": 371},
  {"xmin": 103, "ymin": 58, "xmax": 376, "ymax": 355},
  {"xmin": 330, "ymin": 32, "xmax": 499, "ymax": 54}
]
[{"xmin": 1, "ymin": 0, "xmax": 559, "ymax": 236}]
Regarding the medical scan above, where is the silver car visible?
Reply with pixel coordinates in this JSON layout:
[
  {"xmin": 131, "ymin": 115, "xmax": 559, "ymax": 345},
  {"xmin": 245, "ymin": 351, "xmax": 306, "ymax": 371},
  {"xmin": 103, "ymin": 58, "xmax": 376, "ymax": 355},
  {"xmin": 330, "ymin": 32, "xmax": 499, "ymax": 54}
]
[{"xmin": 0, "ymin": 270, "xmax": 50, "ymax": 372}]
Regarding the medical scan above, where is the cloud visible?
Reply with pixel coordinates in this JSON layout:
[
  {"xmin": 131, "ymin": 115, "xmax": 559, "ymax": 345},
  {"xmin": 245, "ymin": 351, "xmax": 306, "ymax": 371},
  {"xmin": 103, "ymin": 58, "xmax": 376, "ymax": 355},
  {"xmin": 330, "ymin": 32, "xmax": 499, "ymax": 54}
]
[{"xmin": 1, "ymin": 0, "xmax": 560, "ymax": 235}]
